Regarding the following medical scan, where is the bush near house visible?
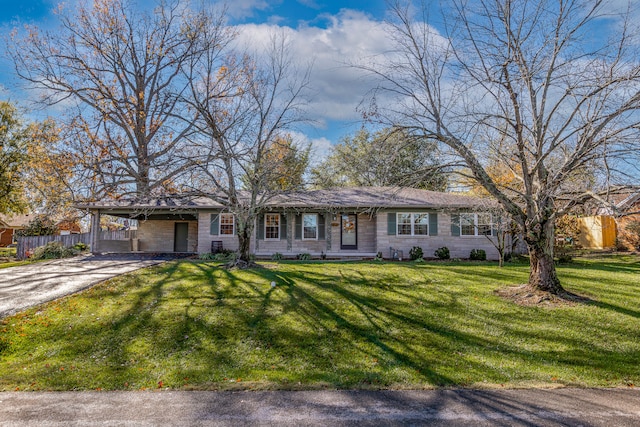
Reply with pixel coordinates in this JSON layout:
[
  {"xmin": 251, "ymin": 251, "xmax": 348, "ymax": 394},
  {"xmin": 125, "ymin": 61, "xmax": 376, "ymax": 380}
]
[
  {"xmin": 470, "ymin": 249, "xmax": 487, "ymax": 261},
  {"xmin": 434, "ymin": 246, "xmax": 450, "ymax": 260},
  {"xmin": 409, "ymin": 246, "xmax": 424, "ymax": 261},
  {"xmin": 30, "ymin": 241, "xmax": 78, "ymax": 260}
]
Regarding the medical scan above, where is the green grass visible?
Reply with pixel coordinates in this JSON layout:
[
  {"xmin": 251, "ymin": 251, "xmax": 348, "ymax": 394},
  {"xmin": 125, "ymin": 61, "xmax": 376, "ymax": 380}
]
[
  {"xmin": 1, "ymin": 256, "xmax": 639, "ymax": 391},
  {"xmin": 0, "ymin": 247, "xmax": 16, "ymax": 257},
  {"xmin": 0, "ymin": 247, "xmax": 29, "ymax": 269}
]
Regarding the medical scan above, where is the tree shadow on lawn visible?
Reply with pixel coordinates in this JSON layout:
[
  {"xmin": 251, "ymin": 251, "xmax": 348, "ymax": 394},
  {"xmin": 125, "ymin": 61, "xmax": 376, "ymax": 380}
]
[{"xmin": 5, "ymin": 261, "xmax": 638, "ymax": 390}]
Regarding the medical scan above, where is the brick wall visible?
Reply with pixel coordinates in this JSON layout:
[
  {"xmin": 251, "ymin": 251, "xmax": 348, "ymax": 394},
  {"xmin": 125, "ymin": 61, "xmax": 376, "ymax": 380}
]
[
  {"xmin": 375, "ymin": 210, "xmax": 500, "ymax": 260},
  {"xmin": 138, "ymin": 220, "xmax": 198, "ymax": 252}
]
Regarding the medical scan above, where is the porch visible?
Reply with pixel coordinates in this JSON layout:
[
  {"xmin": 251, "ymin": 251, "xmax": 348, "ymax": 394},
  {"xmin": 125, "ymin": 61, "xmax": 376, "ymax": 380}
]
[{"xmin": 88, "ymin": 209, "xmax": 198, "ymax": 254}]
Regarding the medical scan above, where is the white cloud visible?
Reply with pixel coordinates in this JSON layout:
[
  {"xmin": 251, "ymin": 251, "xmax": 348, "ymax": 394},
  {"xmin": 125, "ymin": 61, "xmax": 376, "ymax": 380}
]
[
  {"xmin": 288, "ymin": 130, "xmax": 333, "ymax": 165},
  {"xmin": 233, "ymin": 10, "xmax": 394, "ymax": 129},
  {"xmin": 225, "ymin": 0, "xmax": 275, "ymax": 20}
]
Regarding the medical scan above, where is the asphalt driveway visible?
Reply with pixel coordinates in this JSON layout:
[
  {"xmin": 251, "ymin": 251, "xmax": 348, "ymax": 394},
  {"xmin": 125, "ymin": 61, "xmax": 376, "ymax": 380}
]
[
  {"xmin": 0, "ymin": 254, "xmax": 175, "ymax": 319},
  {"xmin": 0, "ymin": 388, "xmax": 638, "ymax": 426}
]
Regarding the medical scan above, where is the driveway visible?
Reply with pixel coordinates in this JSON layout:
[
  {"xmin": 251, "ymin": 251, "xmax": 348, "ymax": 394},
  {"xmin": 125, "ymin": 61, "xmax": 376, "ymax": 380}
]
[
  {"xmin": 0, "ymin": 388, "xmax": 638, "ymax": 426},
  {"xmin": 0, "ymin": 254, "xmax": 178, "ymax": 319}
]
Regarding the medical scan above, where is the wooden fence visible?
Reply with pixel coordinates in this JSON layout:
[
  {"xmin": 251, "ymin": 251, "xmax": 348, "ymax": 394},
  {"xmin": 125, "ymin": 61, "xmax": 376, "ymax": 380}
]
[
  {"xmin": 100, "ymin": 229, "xmax": 137, "ymax": 241},
  {"xmin": 16, "ymin": 229, "xmax": 138, "ymax": 259},
  {"xmin": 16, "ymin": 233, "xmax": 91, "ymax": 260}
]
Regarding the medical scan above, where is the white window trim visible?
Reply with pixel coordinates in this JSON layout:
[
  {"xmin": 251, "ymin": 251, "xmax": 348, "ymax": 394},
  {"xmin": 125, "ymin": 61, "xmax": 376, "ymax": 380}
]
[
  {"xmin": 302, "ymin": 213, "xmax": 319, "ymax": 240},
  {"xmin": 396, "ymin": 212, "xmax": 429, "ymax": 236},
  {"xmin": 264, "ymin": 213, "xmax": 280, "ymax": 241},
  {"xmin": 459, "ymin": 213, "xmax": 493, "ymax": 237},
  {"xmin": 219, "ymin": 213, "xmax": 235, "ymax": 236}
]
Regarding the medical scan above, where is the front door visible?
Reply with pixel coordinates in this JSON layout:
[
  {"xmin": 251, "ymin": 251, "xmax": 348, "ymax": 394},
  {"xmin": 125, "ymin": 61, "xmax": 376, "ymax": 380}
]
[
  {"xmin": 174, "ymin": 222, "xmax": 189, "ymax": 252},
  {"xmin": 341, "ymin": 214, "xmax": 357, "ymax": 250}
]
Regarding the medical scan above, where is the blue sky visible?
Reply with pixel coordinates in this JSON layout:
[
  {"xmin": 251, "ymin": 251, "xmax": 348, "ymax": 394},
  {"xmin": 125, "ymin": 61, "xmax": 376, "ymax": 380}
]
[
  {"xmin": 0, "ymin": 0, "xmax": 395, "ymax": 160},
  {"xmin": 1, "ymin": 0, "xmax": 631, "ymax": 161}
]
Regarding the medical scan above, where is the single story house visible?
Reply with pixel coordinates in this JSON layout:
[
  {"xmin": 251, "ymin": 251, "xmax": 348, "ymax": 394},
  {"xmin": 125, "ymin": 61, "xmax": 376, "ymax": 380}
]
[
  {"xmin": 0, "ymin": 214, "xmax": 32, "ymax": 247},
  {"xmin": 77, "ymin": 187, "xmax": 504, "ymax": 260}
]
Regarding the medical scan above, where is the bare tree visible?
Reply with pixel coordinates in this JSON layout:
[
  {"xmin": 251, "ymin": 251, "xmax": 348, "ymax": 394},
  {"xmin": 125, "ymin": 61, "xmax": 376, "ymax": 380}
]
[
  {"xmin": 183, "ymin": 31, "xmax": 311, "ymax": 265},
  {"xmin": 9, "ymin": 0, "xmax": 218, "ymax": 199},
  {"xmin": 363, "ymin": 0, "xmax": 640, "ymax": 294}
]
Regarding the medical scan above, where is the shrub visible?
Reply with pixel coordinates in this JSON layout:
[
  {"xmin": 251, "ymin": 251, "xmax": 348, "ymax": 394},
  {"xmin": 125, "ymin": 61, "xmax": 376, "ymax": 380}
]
[
  {"xmin": 73, "ymin": 242, "xmax": 89, "ymax": 252},
  {"xmin": 31, "ymin": 242, "xmax": 77, "ymax": 260},
  {"xmin": 470, "ymin": 249, "xmax": 486, "ymax": 261},
  {"xmin": 296, "ymin": 253, "xmax": 311, "ymax": 261},
  {"xmin": 213, "ymin": 250, "xmax": 236, "ymax": 262},
  {"xmin": 16, "ymin": 215, "xmax": 58, "ymax": 237},
  {"xmin": 198, "ymin": 252, "xmax": 216, "ymax": 260},
  {"xmin": 556, "ymin": 253, "xmax": 573, "ymax": 264},
  {"xmin": 434, "ymin": 247, "xmax": 450, "ymax": 260},
  {"xmin": 271, "ymin": 252, "xmax": 283, "ymax": 261},
  {"xmin": 409, "ymin": 246, "xmax": 424, "ymax": 261}
]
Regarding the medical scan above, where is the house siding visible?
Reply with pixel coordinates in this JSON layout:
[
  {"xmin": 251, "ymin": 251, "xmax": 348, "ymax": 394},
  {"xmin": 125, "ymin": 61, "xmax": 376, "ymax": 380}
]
[
  {"xmin": 328, "ymin": 213, "xmax": 376, "ymax": 254},
  {"xmin": 197, "ymin": 211, "xmax": 244, "ymax": 253},
  {"xmin": 375, "ymin": 210, "xmax": 500, "ymax": 260},
  {"xmin": 0, "ymin": 228, "xmax": 14, "ymax": 247},
  {"xmin": 137, "ymin": 220, "xmax": 198, "ymax": 252}
]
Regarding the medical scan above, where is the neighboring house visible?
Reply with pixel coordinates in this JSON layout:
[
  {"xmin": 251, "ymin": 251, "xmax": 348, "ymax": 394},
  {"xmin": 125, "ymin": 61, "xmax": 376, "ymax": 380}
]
[
  {"xmin": 0, "ymin": 214, "xmax": 32, "ymax": 247},
  {"xmin": 77, "ymin": 187, "xmax": 505, "ymax": 260},
  {"xmin": 614, "ymin": 191, "xmax": 640, "ymax": 250}
]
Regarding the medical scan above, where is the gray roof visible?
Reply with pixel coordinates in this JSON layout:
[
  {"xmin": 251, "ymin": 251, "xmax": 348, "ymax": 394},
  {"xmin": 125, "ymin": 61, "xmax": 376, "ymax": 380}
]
[
  {"xmin": 76, "ymin": 186, "xmax": 492, "ymax": 212},
  {"xmin": 272, "ymin": 187, "xmax": 491, "ymax": 209}
]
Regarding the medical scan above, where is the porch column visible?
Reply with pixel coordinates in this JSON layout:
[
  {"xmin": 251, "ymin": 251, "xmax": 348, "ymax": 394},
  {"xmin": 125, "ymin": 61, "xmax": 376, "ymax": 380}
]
[{"xmin": 89, "ymin": 209, "xmax": 101, "ymax": 253}]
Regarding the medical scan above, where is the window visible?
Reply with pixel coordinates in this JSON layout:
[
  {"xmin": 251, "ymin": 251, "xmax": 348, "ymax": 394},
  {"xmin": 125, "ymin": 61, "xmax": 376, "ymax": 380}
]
[
  {"xmin": 397, "ymin": 213, "xmax": 412, "ymax": 235},
  {"xmin": 413, "ymin": 213, "xmax": 429, "ymax": 235},
  {"xmin": 460, "ymin": 213, "xmax": 493, "ymax": 236},
  {"xmin": 477, "ymin": 213, "xmax": 492, "ymax": 236},
  {"xmin": 302, "ymin": 213, "xmax": 318, "ymax": 240},
  {"xmin": 219, "ymin": 213, "xmax": 234, "ymax": 235},
  {"xmin": 460, "ymin": 213, "xmax": 476, "ymax": 236},
  {"xmin": 397, "ymin": 213, "xmax": 429, "ymax": 236},
  {"xmin": 265, "ymin": 213, "xmax": 280, "ymax": 240}
]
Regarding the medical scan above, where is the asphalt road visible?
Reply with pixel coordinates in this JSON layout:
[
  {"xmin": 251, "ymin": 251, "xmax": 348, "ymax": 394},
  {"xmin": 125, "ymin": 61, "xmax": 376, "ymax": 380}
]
[
  {"xmin": 0, "ymin": 388, "xmax": 638, "ymax": 426},
  {"xmin": 0, "ymin": 254, "xmax": 169, "ymax": 319}
]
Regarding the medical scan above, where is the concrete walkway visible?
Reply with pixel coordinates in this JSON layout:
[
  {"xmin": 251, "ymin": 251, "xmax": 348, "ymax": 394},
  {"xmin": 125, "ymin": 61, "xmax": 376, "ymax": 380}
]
[
  {"xmin": 0, "ymin": 388, "xmax": 638, "ymax": 426},
  {"xmin": 0, "ymin": 254, "xmax": 172, "ymax": 319}
]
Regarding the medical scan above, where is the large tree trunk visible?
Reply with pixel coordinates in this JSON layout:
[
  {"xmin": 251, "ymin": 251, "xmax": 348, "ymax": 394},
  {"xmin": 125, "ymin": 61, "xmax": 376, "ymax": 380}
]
[
  {"xmin": 528, "ymin": 246, "xmax": 562, "ymax": 293},
  {"xmin": 526, "ymin": 220, "xmax": 564, "ymax": 294},
  {"xmin": 238, "ymin": 227, "xmax": 252, "ymax": 263}
]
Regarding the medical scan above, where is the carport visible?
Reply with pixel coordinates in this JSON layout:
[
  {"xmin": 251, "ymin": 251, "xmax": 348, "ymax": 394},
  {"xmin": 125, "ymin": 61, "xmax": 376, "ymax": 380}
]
[{"xmin": 81, "ymin": 200, "xmax": 200, "ymax": 254}]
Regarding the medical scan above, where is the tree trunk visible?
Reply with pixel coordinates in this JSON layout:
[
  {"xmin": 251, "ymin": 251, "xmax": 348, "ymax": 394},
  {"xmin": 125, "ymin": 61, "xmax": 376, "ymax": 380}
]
[
  {"xmin": 528, "ymin": 247, "xmax": 563, "ymax": 293},
  {"xmin": 526, "ymin": 220, "xmax": 564, "ymax": 294},
  {"xmin": 238, "ymin": 227, "xmax": 252, "ymax": 263}
]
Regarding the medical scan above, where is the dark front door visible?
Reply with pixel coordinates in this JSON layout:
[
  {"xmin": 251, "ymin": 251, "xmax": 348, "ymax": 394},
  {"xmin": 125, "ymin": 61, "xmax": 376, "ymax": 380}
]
[
  {"xmin": 174, "ymin": 222, "xmax": 189, "ymax": 252},
  {"xmin": 341, "ymin": 214, "xmax": 357, "ymax": 250}
]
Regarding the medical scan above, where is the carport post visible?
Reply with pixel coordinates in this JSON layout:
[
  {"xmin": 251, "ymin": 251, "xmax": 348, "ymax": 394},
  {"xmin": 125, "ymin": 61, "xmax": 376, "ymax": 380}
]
[{"xmin": 89, "ymin": 209, "xmax": 100, "ymax": 253}]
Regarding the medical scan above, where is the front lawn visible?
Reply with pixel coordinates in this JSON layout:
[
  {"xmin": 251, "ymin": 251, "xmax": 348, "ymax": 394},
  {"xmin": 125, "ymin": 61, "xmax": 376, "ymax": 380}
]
[
  {"xmin": 0, "ymin": 247, "xmax": 26, "ymax": 269},
  {"xmin": 1, "ymin": 256, "xmax": 638, "ymax": 390}
]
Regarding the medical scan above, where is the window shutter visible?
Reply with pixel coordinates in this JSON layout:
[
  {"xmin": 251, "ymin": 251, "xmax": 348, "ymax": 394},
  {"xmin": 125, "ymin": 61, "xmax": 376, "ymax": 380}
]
[
  {"xmin": 451, "ymin": 213, "xmax": 460, "ymax": 236},
  {"xmin": 210, "ymin": 214, "xmax": 219, "ymax": 235},
  {"xmin": 281, "ymin": 213, "xmax": 288, "ymax": 240},
  {"xmin": 318, "ymin": 214, "xmax": 325, "ymax": 240},
  {"xmin": 387, "ymin": 213, "xmax": 396, "ymax": 235},
  {"xmin": 295, "ymin": 214, "xmax": 302, "ymax": 240},
  {"xmin": 257, "ymin": 215, "xmax": 265, "ymax": 240},
  {"xmin": 429, "ymin": 213, "xmax": 438, "ymax": 236}
]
